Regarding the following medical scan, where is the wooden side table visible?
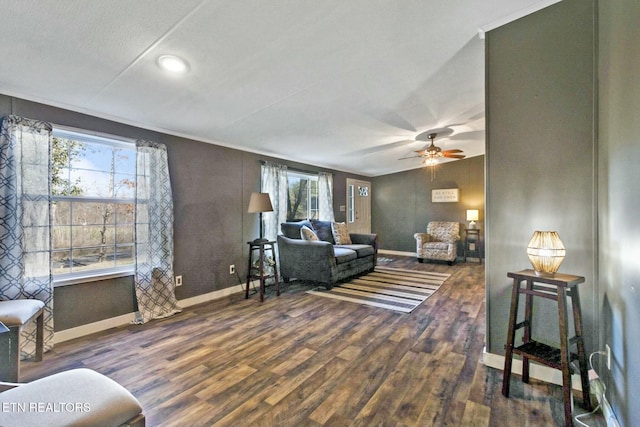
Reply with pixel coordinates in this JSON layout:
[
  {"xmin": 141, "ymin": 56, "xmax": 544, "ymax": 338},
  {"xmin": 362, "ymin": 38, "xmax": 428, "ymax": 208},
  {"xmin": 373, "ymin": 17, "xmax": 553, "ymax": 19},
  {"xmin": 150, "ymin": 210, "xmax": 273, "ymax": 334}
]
[
  {"xmin": 245, "ymin": 241, "xmax": 279, "ymax": 302},
  {"xmin": 502, "ymin": 269, "xmax": 592, "ymax": 427},
  {"xmin": 464, "ymin": 228, "xmax": 481, "ymax": 262}
]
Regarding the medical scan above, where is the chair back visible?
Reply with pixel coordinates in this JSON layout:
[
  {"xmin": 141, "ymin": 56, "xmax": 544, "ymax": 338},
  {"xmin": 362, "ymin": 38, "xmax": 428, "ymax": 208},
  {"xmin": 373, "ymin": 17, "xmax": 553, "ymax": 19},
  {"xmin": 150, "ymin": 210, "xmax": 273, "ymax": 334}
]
[{"xmin": 426, "ymin": 221, "xmax": 460, "ymax": 242}]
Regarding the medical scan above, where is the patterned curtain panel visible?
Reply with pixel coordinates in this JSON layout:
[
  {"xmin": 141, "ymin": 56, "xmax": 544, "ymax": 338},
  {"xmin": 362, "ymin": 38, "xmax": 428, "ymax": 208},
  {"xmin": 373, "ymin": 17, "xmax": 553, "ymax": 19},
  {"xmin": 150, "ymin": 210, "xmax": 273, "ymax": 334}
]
[
  {"xmin": 318, "ymin": 172, "xmax": 335, "ymax": 222},
  {"xmin": 261, "ymin": 162, "xmax": 288, "ymax": 242},
  {"xmin": 134, "ymin": 140, "xmax": 180, "ymax": 323},
  {"xmin": 0, "ymin": 115, "xmax": 54, "ymax": 356}
]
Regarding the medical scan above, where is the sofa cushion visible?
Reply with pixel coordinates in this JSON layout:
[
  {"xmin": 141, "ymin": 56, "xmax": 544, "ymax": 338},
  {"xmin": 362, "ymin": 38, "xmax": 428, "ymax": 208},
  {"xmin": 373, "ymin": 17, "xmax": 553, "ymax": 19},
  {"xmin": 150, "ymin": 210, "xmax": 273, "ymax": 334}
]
[
  {"xmin": 335, "ymin": 244, "xmax": 374, "ymax": 258},
  {"xmin": 300, "ymin": 226, "xmax": 319, "ymax": 241},
  {"xmin": 310, "ymin": 219, "xmax": 335, "ymax": 244},
  {"xmin": 281, "ymin": 220, "xmax": 312, "ymax": 239},
  {"xmin": 333, "ymin": 247, "xmax": 358, "ymax": 264},
  {"xmin": 331, "ymin": 222, "xmax": 352, "ymax": 245}
]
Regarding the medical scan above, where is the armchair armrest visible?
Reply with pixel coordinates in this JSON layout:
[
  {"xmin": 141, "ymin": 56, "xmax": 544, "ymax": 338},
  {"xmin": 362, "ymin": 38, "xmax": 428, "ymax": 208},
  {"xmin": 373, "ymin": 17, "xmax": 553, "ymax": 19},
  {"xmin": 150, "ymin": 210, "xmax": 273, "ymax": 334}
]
[{"xmin": 414, "ymin": 232, "xmax": 432, "ymax": 244}]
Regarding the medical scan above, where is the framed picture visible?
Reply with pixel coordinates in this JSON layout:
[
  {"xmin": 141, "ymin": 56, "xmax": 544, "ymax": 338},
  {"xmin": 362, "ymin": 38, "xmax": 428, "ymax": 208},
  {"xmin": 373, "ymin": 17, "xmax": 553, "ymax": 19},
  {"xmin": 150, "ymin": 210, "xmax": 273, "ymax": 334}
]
[{"xmin": 431, "ymin": 188, "xmax": 459, "ymax": 203}]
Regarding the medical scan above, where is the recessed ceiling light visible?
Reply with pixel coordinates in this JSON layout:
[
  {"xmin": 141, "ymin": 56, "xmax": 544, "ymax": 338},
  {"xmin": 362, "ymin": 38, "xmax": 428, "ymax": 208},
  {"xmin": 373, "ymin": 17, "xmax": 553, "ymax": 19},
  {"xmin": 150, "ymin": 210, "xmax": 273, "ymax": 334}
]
[{"xmin": 157, "ymin": 55, "xmax": 189, "ymax": 74}]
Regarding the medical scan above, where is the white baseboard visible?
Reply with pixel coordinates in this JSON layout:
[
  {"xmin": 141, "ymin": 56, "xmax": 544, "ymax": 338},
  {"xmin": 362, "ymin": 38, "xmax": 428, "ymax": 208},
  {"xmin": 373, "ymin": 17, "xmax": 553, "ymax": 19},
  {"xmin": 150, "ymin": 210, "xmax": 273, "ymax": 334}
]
[
  {"xmin": 54, "ymin": 283, "xmax": 246, "ymax": 344},
  {"xmin": 482, "ymin": 348, "xmax": 584, "ymax": 392}
]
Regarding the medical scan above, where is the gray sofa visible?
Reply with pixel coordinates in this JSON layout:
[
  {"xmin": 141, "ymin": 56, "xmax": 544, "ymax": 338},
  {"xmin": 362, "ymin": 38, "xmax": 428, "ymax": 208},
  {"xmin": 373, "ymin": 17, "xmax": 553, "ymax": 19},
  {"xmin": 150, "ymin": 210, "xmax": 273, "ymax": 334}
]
[{"xmin": 277, "ymin": 220, "xmax": 378, "ymax": 289}]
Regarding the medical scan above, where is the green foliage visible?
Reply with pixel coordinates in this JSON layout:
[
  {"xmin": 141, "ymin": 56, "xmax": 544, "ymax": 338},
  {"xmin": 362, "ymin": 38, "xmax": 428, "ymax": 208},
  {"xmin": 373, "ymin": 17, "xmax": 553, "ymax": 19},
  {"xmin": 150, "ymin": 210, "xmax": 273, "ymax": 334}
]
[{"xmin": 52, "ymin": 137, "xmax": 86, "ymax": 196}]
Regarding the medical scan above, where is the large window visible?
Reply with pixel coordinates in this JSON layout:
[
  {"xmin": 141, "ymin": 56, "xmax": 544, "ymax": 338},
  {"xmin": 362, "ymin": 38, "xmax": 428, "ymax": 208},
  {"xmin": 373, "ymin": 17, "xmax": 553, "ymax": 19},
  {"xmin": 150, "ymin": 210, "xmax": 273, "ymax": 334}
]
[
  {"xmin": 51, "ymin": 128, "xmax": 136, "ymax": 282},
  {"xmin": 287, "ymin": 172, "xmax": 318, "ymax": 221}
]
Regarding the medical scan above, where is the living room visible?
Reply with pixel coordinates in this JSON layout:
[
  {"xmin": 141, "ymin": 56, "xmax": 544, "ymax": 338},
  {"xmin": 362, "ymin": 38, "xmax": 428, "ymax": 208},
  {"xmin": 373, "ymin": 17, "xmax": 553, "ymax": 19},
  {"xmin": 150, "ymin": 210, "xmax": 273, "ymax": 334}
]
[{"xmin": 0, "ymin": 0, "xmax": 638, "ymax": 426}]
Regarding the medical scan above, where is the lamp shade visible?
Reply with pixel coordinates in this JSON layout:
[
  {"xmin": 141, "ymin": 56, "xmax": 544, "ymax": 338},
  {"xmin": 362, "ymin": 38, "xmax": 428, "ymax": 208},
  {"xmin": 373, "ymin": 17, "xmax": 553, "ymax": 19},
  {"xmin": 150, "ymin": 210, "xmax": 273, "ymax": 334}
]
[
  {"xmin": 247, "ymin": 192, "xmax": 273, "ymax": 213},
  {"xmin": 526, "ymin": 231, "xmax": 566, "ymax": 276},
  {"xmin": 466, "ymin": 210, "xmax": 479, "ymax": 221}
]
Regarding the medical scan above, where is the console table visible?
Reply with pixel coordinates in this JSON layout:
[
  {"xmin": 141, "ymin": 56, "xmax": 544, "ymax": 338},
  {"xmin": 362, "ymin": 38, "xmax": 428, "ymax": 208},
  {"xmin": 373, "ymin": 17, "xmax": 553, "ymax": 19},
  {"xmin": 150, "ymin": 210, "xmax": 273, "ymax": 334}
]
[
  {"xmin": 245, "ymin": 241, "xmax": 279, "ymax": 302},
  {"xmin": 502, "ymin": 270, "xmax": 592, "ymax": 427}
]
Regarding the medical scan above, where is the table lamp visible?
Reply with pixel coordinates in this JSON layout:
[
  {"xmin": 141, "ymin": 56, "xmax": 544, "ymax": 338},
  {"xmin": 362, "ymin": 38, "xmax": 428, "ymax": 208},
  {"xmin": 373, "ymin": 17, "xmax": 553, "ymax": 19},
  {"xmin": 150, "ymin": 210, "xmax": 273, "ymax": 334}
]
[
  {"xmin": 466, "ymin": 210, "xmax": 479, "ymax": 229},
  {"xmin": 248, "ymin": 192, "xmax": 273, "ymax": 243},
  {"xmin": 526, "ymin": 231, "xmax": 566, "ymax": 277}
]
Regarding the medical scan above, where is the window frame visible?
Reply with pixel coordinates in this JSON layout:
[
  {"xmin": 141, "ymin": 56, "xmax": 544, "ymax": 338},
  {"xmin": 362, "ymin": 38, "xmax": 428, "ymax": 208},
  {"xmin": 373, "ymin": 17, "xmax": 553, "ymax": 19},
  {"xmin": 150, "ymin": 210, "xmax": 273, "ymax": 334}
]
[{"xmin": 51, "ymin": 126, "xmax": 136, "ymax": 287}]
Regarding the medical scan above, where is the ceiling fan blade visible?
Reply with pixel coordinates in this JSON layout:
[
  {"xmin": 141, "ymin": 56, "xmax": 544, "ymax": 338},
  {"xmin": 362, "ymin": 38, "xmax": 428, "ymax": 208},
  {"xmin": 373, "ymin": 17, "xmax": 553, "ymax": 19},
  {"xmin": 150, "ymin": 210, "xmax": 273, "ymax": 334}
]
[
  {"xmin": 398, "ymin": 155, "xmax": 422, "ymax": 160},
  {"xmin": 414, "ymin": 149, "xmax": 428, "ymax": 155},
  {"xmin": 443, "ymin": 153, "xmax": 466, "ymax": 159},
  {"xmin": 442, "ymin": 149, "xmax": 464, "ymax": 154}
]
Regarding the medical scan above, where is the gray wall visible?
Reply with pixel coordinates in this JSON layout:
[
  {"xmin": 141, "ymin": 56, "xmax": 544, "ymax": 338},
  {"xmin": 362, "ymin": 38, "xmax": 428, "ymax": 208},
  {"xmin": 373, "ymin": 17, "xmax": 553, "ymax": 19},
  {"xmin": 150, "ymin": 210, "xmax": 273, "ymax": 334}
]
[
  {"xmin": 598, "ymin": 0, "xmax": 640, "ymax": 425},
  {"xmin": 485, "ymin": 0, "xmax": 597, "ymax": 364},
  {"xmin": 0, "ymin": 95, "xmax": 368, "ymax": 331},
  {"xmin": 372, "ymin": 156, "xmax": 484, "ymax": 254}
]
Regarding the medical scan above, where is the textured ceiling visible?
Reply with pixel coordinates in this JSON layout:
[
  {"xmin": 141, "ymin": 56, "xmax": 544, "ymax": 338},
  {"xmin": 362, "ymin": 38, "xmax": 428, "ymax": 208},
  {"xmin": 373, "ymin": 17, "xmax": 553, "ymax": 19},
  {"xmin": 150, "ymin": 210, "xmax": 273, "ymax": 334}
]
[{"xmin": 0, "ymin": 0, "xmax": 558, "ymax": 176}]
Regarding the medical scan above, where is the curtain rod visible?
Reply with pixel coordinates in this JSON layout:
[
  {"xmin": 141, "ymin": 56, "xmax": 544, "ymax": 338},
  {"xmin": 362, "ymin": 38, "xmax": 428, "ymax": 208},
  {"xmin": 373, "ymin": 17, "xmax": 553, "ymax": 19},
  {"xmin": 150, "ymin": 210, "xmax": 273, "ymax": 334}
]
[{"xmin": 259, "ymin": 160, "xmax": 333, "ymax": 175}]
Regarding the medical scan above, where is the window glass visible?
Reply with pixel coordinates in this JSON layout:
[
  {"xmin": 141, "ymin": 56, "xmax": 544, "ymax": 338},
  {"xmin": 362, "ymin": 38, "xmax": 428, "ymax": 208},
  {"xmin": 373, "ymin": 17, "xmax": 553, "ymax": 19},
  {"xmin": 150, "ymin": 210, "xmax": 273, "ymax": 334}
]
[
  {"xmin": 287, "ymin": 172, "xmax": 319, "ymax": 221},
  {"xmin": 51, "ymin": 129, "xmax": 136, "ymax": 279}
]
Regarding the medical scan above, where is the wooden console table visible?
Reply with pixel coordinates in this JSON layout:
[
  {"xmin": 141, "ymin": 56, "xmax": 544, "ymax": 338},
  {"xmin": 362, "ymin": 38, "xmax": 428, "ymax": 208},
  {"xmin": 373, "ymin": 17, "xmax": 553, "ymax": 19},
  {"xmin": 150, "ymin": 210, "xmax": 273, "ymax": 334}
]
[
  {"xmin": 245, "ymin": 241, "xmax": 279, "ymax": 302},
  {"xmin": 502, "ymin": 269, "xmax": 592, "ymax": 427}
]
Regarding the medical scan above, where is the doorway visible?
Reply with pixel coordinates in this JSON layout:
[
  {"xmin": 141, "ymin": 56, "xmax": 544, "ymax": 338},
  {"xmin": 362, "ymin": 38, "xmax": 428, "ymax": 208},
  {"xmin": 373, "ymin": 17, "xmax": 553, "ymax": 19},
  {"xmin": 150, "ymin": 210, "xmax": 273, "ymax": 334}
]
[{"xmin": 346, "ymin": 178, "xmax": 371, "ymax": 234}]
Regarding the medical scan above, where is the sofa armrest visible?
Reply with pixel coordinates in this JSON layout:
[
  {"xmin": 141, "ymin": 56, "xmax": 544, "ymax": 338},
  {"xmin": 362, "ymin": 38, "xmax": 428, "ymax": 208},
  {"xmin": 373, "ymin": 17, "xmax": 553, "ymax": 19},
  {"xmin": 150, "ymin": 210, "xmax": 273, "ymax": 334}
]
[
  {"xmin": 349, "ymin": 233, "xmax": 378, "ymax": 249},
  {"xmin": 277, "ymin": 235, "xmax": 337, "ymax": 284}
]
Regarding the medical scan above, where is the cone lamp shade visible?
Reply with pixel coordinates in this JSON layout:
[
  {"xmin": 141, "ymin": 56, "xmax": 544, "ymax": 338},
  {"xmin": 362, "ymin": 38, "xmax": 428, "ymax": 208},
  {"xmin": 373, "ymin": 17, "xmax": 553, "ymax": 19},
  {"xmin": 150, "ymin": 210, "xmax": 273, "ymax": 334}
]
[
  {"xmin": 248, "ymin": 192, "xmax": 273, "ymax": 242},
  {"xmin": 526, "ymin": 231, "xmax": 566, "ymax": 277}
]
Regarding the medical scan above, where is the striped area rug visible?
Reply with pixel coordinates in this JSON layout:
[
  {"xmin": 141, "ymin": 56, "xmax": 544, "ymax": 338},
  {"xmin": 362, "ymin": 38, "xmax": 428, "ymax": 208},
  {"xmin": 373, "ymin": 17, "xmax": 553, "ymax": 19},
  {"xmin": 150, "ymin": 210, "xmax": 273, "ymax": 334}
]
[{"xmin": 306, "ymin": 265, "xmax": 450, "ymax": 313}]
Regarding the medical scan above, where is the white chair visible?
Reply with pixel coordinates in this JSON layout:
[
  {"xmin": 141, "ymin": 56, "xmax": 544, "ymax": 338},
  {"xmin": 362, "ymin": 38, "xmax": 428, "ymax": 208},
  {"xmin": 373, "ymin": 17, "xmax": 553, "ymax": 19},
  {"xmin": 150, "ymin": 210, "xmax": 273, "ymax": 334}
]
[
  {"xmin": 0, "ymin": 299, "xmax": 44, "ymax": 382},
  {"xmin": 0, "ymin": 368, "xmax": 145, "ymax": 426}
]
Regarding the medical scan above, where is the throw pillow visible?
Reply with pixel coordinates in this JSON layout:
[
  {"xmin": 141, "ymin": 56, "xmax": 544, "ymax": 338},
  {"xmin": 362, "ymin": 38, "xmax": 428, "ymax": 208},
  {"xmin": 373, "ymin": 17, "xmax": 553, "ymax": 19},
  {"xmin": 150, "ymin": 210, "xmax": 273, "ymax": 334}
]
[
  {"xmin": 300, "ymin": 226, "xmax": 319, "ymax": 241},
  {"xmin": 331, "ymin": 222, "xmax": 352, "ymax": 245},
  {"xmin": 310, "ymin": 219, "xmax": 335, "ymax": 244}
]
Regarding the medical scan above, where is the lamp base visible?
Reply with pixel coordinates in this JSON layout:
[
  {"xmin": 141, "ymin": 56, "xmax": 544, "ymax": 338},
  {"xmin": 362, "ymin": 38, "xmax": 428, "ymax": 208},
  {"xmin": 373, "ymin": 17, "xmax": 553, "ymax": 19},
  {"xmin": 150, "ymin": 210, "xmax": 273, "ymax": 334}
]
[
  {"xmin": 533, "ymin": 270, "xmax": 557, "ymax": 278},
  {"xmin": 468, "ymin": 221, "xmax": 476, "ymax": 230}
]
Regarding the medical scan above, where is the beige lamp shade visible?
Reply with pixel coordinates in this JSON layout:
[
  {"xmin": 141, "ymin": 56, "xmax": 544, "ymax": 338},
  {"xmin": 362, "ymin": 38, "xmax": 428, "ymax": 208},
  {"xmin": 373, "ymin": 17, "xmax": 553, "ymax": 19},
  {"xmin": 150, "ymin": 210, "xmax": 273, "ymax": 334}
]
[
  {"xmin": 526, "ymin": 231, "xmax": 566, "ymax": 276},
  {"xmin": 466, "ymin": 209, "xmax": 479, "ymax": 229},
  {"xmin": 247, "ymin": 192, "xmax": 273, "ymax": 213}
]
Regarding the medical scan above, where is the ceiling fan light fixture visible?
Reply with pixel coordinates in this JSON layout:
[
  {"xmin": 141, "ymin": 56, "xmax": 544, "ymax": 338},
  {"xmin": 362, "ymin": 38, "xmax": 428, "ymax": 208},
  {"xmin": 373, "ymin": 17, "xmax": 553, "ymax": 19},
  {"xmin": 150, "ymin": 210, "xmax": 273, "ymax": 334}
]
[
  {"xmin": 157, "ymin": 54, "xmax": 189, "ymax": 74},
  {"xmin": 424, "ymin": 157, "xmax": 438, "ymax": 167}
]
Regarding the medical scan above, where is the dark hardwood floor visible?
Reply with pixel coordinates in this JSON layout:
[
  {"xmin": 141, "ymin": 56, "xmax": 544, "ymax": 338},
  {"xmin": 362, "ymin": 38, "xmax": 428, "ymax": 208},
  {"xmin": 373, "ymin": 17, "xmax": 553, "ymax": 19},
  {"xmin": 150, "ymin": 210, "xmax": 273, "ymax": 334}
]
[{"xmin": 22, "ymin": 255, "xmax": 604, "ymax": 426}]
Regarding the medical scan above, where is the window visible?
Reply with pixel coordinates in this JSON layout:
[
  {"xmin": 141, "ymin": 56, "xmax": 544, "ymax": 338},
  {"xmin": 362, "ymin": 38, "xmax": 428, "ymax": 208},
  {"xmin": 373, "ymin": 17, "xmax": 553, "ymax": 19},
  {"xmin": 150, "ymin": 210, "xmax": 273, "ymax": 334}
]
[
  {"xmin": 287, "ymin": 172, "xmax": 318, "ymax": 221},
  {"xmin": 51, "ymin": 128, "xmax": 136, "ymax": 283}
]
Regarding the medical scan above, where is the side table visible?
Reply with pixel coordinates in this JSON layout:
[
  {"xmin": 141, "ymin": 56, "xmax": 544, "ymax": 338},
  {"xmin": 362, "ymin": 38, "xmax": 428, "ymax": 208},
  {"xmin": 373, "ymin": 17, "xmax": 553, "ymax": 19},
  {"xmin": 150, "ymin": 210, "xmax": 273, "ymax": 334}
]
[
  {"xmin": 502, "ymin": 269, "xmax": 592, "ymax": 427},
  {"xmin": 245, "ymin": 241, "xmax": 279, "ymax": 302},
  {"xmin": 464, "ymin": 228, "xmax": 481, "ymax": 262}
]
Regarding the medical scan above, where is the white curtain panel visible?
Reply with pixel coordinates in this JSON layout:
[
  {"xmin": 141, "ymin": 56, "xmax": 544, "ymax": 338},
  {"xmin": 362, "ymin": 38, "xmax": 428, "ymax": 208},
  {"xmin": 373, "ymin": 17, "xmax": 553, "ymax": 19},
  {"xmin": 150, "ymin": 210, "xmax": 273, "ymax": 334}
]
[
  {"xmin": 261, "ymin": 162, "xmax": 288, "ymax": 242},
  {"xmin": 134, "ymin": 140, "xmax": 180, "ymax": 323},
  {"xmin": 0, "ymin": 115, "xmax": 54, "ymax": 355},
  {"xmin": 318, "ymin": 172, "xmax": 335, "ymax": 222}
]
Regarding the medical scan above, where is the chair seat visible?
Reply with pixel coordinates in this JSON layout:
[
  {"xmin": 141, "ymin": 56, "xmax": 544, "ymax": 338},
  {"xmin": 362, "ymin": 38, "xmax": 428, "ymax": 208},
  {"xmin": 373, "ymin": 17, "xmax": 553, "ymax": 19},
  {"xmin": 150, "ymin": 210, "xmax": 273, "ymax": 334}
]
[
  {"xmin": 0, "ymin": 368, "xmax": 144, "ymax": 427},
  {"xmin": 0, "ymin": 300, "xmax": 45, "ymax": 327}
]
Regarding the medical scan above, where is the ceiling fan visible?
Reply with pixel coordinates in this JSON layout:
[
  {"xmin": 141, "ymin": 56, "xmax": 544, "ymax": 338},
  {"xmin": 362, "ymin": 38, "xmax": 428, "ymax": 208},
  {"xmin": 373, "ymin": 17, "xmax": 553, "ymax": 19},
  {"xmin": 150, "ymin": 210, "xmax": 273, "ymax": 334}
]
[{"xmin": 399, "ymin": 132, "xmax": 465, "ymax": 166}]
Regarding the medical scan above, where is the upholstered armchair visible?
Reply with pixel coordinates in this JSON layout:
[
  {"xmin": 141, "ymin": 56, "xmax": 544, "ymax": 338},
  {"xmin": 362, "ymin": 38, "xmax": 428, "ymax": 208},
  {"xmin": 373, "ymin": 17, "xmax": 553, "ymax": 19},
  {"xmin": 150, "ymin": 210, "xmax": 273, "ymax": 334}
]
[{"xmin": 414, "ymin": 221, "xmax": 460, "ymax": 264}]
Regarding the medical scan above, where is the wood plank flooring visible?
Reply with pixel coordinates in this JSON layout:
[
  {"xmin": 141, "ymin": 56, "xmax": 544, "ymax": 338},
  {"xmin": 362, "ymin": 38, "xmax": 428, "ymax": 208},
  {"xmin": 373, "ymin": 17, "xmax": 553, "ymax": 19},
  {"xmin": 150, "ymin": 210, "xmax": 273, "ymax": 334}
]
[{"xmin": 21, "ymin": 256, "xmax": 604, "ymax": 426}]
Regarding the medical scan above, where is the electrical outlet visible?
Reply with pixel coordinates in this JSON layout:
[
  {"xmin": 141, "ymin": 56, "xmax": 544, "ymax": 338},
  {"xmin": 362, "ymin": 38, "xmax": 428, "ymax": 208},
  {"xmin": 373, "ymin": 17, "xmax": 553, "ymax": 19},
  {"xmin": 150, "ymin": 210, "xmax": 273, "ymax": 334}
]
[
  {"xmin": 606, "ymin": 344, "xmax": 611, "ymax": 370},
  {"xmin": 175, "ymin": 275, "xmax": 183, "ymax": 287},
  {"xmin": 229, "ymin": 264, "xmax": 235, "ymax": 275}
]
